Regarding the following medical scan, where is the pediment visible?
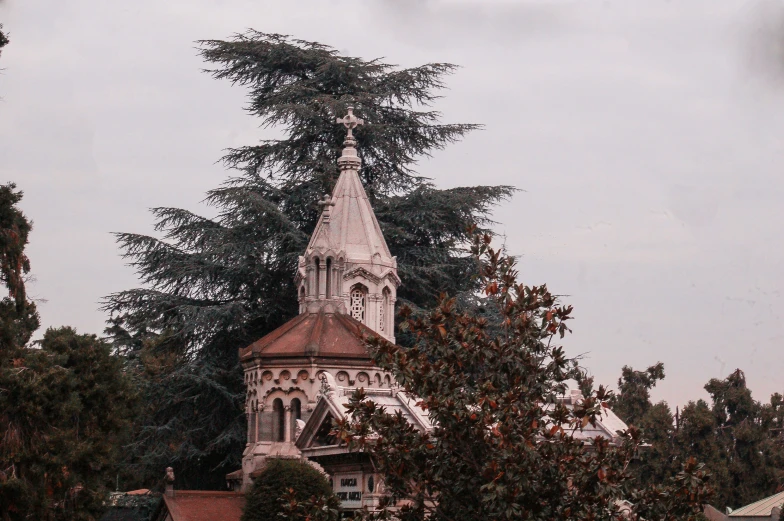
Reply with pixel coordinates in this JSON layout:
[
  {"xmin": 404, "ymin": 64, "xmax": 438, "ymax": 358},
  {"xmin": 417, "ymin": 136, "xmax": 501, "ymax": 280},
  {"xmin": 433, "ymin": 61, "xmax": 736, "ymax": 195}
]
[
  {"xmin": 343, "ymin": 266, "xmax": 381, "ymax": 284},
  {"xmin": 343, "ymin": 266, "xmax": 401, "ymax": 287},
  {"xmin": 295, "ymin": 393, "xmax": 345, "ymax": 450}
]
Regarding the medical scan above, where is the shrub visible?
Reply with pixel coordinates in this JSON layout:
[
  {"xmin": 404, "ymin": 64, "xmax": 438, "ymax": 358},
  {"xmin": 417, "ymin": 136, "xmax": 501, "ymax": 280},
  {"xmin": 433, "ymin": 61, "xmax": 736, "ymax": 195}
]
[{"xmin": 241, "ymin": 459, "xmax": 339, "ymax": 521}]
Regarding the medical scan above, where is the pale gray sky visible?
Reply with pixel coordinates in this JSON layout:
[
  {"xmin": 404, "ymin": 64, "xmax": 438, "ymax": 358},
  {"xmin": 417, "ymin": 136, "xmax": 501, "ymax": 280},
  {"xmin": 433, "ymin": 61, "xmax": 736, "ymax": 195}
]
[{"xmin": 2, "ymin": 0, "xmax": 784, "ymax": 408}]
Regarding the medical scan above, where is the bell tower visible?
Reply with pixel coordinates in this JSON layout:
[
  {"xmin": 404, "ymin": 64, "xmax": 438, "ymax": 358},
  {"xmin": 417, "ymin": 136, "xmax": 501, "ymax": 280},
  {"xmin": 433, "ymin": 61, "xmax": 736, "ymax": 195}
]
[{"xmin": 295, "ymin": 107, "xmax": 400, "ymax": 343}]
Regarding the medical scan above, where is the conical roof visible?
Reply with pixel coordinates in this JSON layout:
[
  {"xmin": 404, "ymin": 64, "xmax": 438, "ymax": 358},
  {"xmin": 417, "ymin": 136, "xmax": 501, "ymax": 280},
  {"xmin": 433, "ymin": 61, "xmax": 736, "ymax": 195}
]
[{"xmin": 305, "ymin": 168, "xmax": 394, "ymax": 267}]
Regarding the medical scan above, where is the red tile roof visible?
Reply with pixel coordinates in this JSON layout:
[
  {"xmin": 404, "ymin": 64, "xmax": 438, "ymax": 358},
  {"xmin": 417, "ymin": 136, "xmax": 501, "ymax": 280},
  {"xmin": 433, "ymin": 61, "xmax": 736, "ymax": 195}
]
[
  {"xmin": 239, "ymin": 311, "xmax": 377, "ymax": 362},
  {"xmin": 162, "ymin": 491, "xmax": 245, "ymax": 521}
]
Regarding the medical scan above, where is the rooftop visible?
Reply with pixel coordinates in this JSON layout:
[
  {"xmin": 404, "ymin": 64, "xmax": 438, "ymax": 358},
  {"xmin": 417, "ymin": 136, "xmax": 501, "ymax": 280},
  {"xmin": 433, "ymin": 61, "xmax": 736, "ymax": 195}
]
[
  {"xmin": 162, "ymin": 491, "xmax": 245, "ymax": 521},
  {"xmin": 239, "ymin": 310, "xmax": 378, "ymax": 362},
  {"xmin": 729, "ymin": 491, "xmax": 784, "ymax": 518}
]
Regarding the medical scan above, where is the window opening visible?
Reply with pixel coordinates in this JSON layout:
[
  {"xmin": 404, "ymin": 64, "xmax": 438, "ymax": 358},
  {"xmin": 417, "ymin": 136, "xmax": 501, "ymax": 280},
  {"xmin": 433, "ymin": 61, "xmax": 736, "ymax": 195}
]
[
  {"xmin": 326, "ymin": 258, "xmax": 332, "ymax": 298},
  {"xmin": 314, "ymin": 258, "xmax": 320, "ymax": 298},
  {"xmin": 350, "ymin": 287, "xmax": 366, "ymax": 322},
  {"xmin": 273, "ymin": 398, "xmax": 284, "ymax": 442}
]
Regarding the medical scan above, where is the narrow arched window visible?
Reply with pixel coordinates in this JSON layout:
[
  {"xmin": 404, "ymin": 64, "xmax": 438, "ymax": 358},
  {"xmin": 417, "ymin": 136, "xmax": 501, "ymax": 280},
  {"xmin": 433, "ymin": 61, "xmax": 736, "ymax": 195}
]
[
  {"xmin": 325, "ymin": 258, "xmax": 332, "ymax": 298},
  {"xmin": 380, "ymin": 288, "xmax": 391, "ymax": 333},
  {"xmin": 350, "ymin": 286, "xmax": 366, "ymax": 323},
  {"xmin": 290, "ymin": 398, "xmax": 302, "ymax": 441},
  {"xmin": 313, "ymin": 258, "xmax": 320, "ymax": 298},
  {"xmin": 272, "ymin": 398, "xmax": 284, "ymax": 442}
]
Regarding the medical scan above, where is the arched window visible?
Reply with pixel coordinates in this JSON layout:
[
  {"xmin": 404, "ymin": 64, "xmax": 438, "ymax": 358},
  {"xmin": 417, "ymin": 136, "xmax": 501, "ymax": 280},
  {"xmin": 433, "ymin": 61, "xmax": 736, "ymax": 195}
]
[
  {"xmin": 272, "ymin": 398, "xmax": 284, "ymax": 442},
  {"xmin": 350, "ymin": 286, "xmax": 366, "ymax": 323},
  {"xmin": 290, "ymin": 398, "xmax": 302, "ymax": 441},
  {"xmin": 248, "ymin": 409, "xmax": 256, "ymax": 443},
  {"xmin": 380, "ymin": 287, "xmax": 391, "ymax": 333},
  {"xmin": 326, "ymin": 258, "xmax": 332, "ymax": 298},
  {"xmin": 313, "ymin": 258, "xmax": 320, "ymax": 298}
]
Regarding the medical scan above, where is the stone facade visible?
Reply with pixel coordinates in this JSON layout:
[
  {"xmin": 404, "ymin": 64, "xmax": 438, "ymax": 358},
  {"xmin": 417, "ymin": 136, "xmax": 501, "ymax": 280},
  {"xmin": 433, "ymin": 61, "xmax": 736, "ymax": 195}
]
[
  {"xmin": 233, "ymin": 108, "xmax": 400, "ymax": 493},
  {"xmin": 227, "ymin": 108, "xmax": 632, "ymax": 516}
]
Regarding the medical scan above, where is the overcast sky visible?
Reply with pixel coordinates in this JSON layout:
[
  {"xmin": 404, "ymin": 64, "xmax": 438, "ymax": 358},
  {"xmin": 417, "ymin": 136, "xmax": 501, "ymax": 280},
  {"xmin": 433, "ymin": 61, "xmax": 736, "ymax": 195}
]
[{"xmin": 2, "ymin": 0, "xmax": 784, "ymax": 408}]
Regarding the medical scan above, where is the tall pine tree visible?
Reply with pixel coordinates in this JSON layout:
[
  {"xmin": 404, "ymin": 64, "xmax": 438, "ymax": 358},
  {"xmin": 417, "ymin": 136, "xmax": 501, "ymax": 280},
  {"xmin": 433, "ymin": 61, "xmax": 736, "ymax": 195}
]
[{"xmin": 105, "ymin": 32, "xmax": 514, "ymax": 488}]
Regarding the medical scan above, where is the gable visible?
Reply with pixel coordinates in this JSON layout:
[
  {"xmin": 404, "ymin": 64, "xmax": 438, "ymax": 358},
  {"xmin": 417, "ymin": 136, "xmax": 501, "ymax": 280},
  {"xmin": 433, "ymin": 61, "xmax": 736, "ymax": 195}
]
[{"xmin": 295, "ymin": 393, "xmax": 345, "ymax": 450}]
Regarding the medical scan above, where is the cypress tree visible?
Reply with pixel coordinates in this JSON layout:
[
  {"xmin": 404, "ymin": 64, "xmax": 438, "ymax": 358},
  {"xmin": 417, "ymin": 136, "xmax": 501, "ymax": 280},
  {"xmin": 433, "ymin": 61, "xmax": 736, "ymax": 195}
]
[{"xmin": 104, "ymin": 32, "xmax": 514, "ymax": 488}]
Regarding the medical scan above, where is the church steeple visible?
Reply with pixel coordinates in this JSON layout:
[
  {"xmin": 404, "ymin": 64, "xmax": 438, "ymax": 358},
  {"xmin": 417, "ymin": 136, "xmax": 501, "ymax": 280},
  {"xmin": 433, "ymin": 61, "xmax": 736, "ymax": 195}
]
[{"xmin": 295, "ymin": 107, "xmax": 399, "ymax": 342}]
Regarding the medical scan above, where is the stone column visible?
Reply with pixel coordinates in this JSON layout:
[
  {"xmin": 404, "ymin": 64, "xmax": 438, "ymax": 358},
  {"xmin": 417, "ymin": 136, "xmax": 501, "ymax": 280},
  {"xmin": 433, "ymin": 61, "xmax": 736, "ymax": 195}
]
[{"xmin": 284, "ymin": 405, "xmax": 292, "ymax": 443}]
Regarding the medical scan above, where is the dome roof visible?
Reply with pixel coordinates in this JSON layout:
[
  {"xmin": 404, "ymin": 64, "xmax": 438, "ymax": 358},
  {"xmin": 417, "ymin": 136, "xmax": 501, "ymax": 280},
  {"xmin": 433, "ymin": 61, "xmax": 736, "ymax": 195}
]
[{"xmin": 239, "ymin": 311, "xmax": 378, "ymax": 362}]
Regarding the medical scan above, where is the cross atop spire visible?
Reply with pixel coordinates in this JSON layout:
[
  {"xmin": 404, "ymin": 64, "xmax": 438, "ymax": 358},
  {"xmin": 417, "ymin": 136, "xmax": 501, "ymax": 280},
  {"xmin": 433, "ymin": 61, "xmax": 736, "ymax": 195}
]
[
  {"xmin": 336, "ymin": 106, "xmax": 364, "ymax": 139},
  {"xmin": 336, "ymin": 106, "xmax": 363, "ymax": 171}
]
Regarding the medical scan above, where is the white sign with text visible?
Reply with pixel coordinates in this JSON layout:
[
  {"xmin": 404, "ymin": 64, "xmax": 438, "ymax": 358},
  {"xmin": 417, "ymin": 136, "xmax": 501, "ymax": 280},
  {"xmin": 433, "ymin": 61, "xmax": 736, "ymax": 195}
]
[{"xmin": 334, "ymin": 472, "xmax": 363, "ymax": 509}]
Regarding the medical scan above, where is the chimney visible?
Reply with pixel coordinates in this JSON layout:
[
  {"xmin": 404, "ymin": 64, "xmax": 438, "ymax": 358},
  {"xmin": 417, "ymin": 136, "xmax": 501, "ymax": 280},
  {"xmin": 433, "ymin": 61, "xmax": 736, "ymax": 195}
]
[{"xmin": 165, "ymin": 467, "xmax": 175, "ymax": 498}]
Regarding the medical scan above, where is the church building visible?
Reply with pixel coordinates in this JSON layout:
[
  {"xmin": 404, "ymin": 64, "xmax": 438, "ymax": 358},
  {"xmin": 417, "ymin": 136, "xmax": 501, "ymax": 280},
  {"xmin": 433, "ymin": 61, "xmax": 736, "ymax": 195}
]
[
  {"xmin": 223, "ymin": 108, "xmax": 427, "ymax": 513},
  {"xmin": 150, "ymin": 108, "xmax": 628, "ymax": 518}
]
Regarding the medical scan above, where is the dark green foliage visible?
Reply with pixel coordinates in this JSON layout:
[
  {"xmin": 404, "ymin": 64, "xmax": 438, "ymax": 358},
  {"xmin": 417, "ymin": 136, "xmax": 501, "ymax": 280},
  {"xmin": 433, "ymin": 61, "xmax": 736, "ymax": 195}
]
[
  {"xmin": 694, "ymin": 370, "xmax": 784, "ymax": 509},
  {"xmin": 241, "ymin": 459, "xmax": 339, "ymax": 521},
  {"xmin": 0, "ymin": 24, "xmax": 8, "ymax": 59},
  {"xmin": 105, "ymin": 32, "xmax": 513, "ymax": 487},
  {"xmin": 0, "ymin": 184, "xmax": 39, "ymax": 349},
  {"xmin": 335, "ymin": 235, "xmax": 710, "ymax": 521},
  {"xmin": 0, "ymin": 185, "xmax": 138, "ymax": 520},
  {"xmin": 613, "ymin": 365, "xmax": 784, "ymax": 512},
  {"xmin": 611, "ymin": 363, "xmax": 665, "ymax": 427},
  {"xmin": 0, "ymin": 327, "xmax": 138, "ymax": 520}
]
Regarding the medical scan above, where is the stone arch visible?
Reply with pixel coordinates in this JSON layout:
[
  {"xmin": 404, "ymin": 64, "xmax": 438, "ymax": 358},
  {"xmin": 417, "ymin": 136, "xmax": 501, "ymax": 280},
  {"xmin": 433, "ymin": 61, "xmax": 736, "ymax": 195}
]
[
  {"xmin": 262, "ymin": 370, "xmax": 273, "ymax": 382},
  {"xmin": 356, "ymin": 372, "xmax": 370, "ymax": 386},
  {"xmin": 384, "ymin": 374, "xmax": 392, "ymax": 386},
  {"xmin": 275, "ymin": 370, "xmax": 291, "ymax": 384},
  {"xmin": 297, "ymin": 370, "xmax": 309, "ymax": 383},
  {"xmin": 263, "ymin": 386, "xmax": 307, "ymax": 402},
  {"xmin": 336, "ymin": 371, "xmax": 350, "ymax": 384}
]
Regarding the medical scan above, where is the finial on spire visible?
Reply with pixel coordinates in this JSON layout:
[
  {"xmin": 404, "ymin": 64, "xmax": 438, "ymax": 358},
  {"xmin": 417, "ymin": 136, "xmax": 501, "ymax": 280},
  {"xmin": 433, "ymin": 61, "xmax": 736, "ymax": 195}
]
[
  {"xmin": 317, "ymin": 193, "xmax": 336, "ymax": 220},
  {"xmin": 336, "ymin": 106, "xmax": 363, "ymax": 171},
  {"xmin": 336, "ymin": 106, "xmax": 364, "ymax": 139}
]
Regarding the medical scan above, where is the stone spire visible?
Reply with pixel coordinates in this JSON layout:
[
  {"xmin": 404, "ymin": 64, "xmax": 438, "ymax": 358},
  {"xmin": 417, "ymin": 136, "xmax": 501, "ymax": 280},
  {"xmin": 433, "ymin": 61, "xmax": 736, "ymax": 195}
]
[{"xmin": 295, "ymin": 107, "xmax": 399, "ymax": 342}]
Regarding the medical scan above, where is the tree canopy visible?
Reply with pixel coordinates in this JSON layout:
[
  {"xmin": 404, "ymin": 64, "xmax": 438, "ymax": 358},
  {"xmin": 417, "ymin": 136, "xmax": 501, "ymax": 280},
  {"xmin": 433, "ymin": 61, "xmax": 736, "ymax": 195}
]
[
  {"xmin": 333, "ymin": 234, "xmax": 711, "ymax": 521},
  {"xmin": 241, "ymin": 459, "xmax": 339, "ymax": 521},
  {"xmin": 0, "ymin": 185, "xmax": 137, "ymax": 520},
  {"xmin": 612, "ymin": 363, "xmax": 784, "ymax": 512},
  {"xmin": 105, "ymin": 32, "xmax": 514, "ymax": 488}
]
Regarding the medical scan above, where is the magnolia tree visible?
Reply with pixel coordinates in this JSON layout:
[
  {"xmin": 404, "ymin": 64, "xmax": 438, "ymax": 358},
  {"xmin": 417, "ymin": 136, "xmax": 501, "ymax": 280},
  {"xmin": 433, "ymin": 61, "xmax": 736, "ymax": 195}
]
[{"xmin": 328, "ymin": 233, "xmax": 712, "ymax": 521}]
